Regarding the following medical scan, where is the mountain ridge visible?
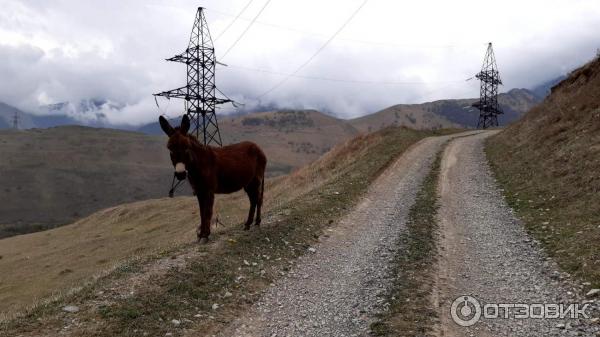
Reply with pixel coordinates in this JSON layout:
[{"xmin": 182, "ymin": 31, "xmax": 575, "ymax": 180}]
[
  {"xmin": 0, "ymin": 85, "xmax": 547, "ymax": 232},
  {"xmin": 1, "ymin": 84, "xmax": 549, "ymax": 133}
]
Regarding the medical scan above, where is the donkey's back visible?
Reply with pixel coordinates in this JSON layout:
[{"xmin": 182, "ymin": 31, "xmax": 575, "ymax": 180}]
[{"xmin": 213, "ymin": 141, "xmax": 266, "ymax": 194}]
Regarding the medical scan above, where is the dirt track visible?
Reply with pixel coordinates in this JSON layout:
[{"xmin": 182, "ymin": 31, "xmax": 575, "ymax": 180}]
[
  {"xmin": 435, "ymin": 132, "xmax": 599, "ymax": 336},
  {"xmin": 215, "ymin": 132, "xmax": 472, "ymax": 337}
]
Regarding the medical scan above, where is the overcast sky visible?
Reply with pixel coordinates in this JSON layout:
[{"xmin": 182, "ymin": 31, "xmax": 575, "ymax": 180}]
[{"xmin": 1, "ymin": 0, "xmax": 599, "ymax": 125}]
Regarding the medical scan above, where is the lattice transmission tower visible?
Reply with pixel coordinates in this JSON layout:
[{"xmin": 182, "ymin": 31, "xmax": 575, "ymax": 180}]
[
  {"xmin": 154, "ymin": 7, "xmax": 233, "ymax": 146},
  {"xmin": 472, "ymin": 42, "xmax": 503, "ymax": 129},
  {"xmin": 12, "ymin": 110, "xmax": 19, "ymax": 129}
]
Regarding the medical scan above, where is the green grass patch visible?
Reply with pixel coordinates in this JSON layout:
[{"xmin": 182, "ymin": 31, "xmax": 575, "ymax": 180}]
[{"xmin": 371, "ymin": 148, "xmax": 443, "ymax": 337}]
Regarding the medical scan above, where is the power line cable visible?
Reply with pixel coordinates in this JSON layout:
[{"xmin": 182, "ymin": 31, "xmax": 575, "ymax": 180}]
[
  {"xmin": 220, "ymin": 0, "xmax": 273, "ymax": 60},
  {"xmin": 256, "ymin": 0, "xmax": 370, "ymax": 99},
  {"xmin": 208, "ymin": 7, "xmax": 486, "ymax": 49},
  {"xmin": 213, "ymin": 0, "xmax": 255, "ymax": 42},
  {"xmin": 225, "ymin": 63, "xmax": 468, "ymax": 85}
]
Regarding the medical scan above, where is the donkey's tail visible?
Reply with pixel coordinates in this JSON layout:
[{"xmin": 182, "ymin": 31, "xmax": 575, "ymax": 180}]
[
  {"xmin": 257, "ymin": 145, "xmax": 267, "ymax": 204},
  {"xmin": 260, "ymin": 174, "xmax": 265, "ymax": 203}
]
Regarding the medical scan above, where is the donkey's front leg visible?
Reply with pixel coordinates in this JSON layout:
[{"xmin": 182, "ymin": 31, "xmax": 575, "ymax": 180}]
[
  {"xmin": 196, "ymin": 195, "xmax": 204, "ymax": 242},
  {"xmin": 196, "ymin": 192, "xmax": 214, "ymax": 244}
]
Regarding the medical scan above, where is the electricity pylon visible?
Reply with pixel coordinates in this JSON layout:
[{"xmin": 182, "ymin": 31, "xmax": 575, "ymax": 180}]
[
  {"xmin": 12, "ymin": 110, "xmax": 19, "ymax": 129},
  {"xmin": 472, "ymin": 42, "xmax": 503, "ymax": 129},
  {"xmin": 154, "ymin": 7, "xmax": 232, "ymax": 146}
]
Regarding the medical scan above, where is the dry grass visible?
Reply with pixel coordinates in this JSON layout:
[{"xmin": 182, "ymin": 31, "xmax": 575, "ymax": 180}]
[
  {"xmin": 349, "ymin": 104, "xmax": 457, "ymax": 133},
  {"xmin": 486, "ymin": 56, "xmax": 600, "ymax": 287},
  {"xmin": 221, "ymin": 110, "xmax": 359, "ymax": 175},
  {"xmin": 0, "ymin": 127, "xmax": 456, "ymax": 337}
]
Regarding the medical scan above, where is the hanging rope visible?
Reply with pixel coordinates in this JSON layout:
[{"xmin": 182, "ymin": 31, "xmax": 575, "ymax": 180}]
[
  {"xmin": 168, "ymin": 174, "xmax": 186, "ymax": 198},
  {"xmin": 154, "ymin": 95, "xmax": 173, "ymax": 119}
]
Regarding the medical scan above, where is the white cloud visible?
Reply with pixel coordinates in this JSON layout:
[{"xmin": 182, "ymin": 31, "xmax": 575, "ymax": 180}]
[{"xmin": 0, "ymin": 0, "xmax": 599, "ymax": 124}]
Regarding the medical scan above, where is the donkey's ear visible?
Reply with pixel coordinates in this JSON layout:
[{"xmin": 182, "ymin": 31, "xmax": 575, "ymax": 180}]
[
  {"xmin": 159, "ymin": 115, "xmax": 174, "ymax": 136},
  {"xmin": 180, "ymin": 114, "xmax": 190, "ymax": 134}
]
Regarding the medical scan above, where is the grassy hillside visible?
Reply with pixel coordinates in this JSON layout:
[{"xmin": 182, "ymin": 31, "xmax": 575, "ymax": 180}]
[
  {"xmin": 0, "ymin": 126, "xmax": 175, "ymax": 237},
  {"xmin": 140, "ymin": 109, "xmax": 360, "ymax": 176},
  {"xmin": 0, "ymin": 114, "xmax": 355, "ymax": 237},
  {"xmin": 220, "ymin": 110, "xmax": 359, "ymax": 175},
  {"xmin": 486, "ymin": 57, "xmax": 600, "ymax": 287},
  {"xmin": 349, "ymin": 103, "xmax": 457, "ymax": 133},
  {"xmin": 0, "ymin": 127, "xmax": 453, "ymax": 336}
]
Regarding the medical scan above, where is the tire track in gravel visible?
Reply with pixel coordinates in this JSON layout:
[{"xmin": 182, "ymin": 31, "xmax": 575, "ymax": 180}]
[
  {"xmin": 216, "ymin": 131, "xmax": 477, "ymax": 337},
  {"xmin": 435, "ymin": 131, "xmax": 600, "ymax": 337}
]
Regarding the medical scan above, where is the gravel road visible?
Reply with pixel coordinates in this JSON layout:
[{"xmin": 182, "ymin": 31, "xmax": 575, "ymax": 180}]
[
  {"xmin": 436, "ymin": 131, "xmax": 600, "ymax": 337},
  {"xmin": 217, "ymin": 133, "xmax": 470, "ymax": 337}
]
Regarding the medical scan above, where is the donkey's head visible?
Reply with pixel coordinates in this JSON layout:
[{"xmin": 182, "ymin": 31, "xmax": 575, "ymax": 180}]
[{"xmin": 159, "ymin": 115, "xmax": 192, "ymax": 181}]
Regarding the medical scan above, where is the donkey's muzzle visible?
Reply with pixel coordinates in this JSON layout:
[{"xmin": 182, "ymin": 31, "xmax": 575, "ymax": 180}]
[
  {"xmin": 174, "ymin": 162, "xmax": 186, "ymax": 181},
  {"xmin": 175, "ymin": 171, "xmax": 187, "ymax": 181}
]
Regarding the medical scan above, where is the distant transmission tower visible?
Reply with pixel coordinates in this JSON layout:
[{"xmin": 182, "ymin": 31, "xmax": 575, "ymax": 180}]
[
  {"xmin": 154, "ymin": 7, "xmax": 233, "ymax": 146},
  {"xmin": 472, "ymin": 42, "xmax": 503, "ymax": 129},
  {"xmin": 12, "ymin": 110, "xmax": 19, "ymax": 129}
]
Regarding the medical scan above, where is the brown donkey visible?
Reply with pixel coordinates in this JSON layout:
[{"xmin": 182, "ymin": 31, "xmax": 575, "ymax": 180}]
[{"xmin": 159, "ymin": 115, "xmax": 267, "ymax": 243}]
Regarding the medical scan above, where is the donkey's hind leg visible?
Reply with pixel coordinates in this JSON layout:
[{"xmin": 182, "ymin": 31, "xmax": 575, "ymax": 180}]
[{"xmin": 243, "ymin": 184, "xmax": 258, "ymax": 230}]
